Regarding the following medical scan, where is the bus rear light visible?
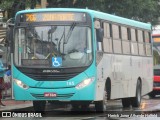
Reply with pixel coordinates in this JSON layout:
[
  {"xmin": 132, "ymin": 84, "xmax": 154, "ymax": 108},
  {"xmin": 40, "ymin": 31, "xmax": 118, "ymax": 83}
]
[
  {"xmin": 75, "ymin": 77, "xmax": 94, "ymax": 89},
  {"xmin": 14, "ymin": 79, "xmax": 29, "ymax": 89}
]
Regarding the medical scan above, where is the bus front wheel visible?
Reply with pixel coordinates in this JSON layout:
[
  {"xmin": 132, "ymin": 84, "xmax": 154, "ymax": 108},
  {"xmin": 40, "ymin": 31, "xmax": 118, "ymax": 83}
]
[
  {"xmin": 33, "ymin": 101, "xmax": 46, "ymax": 113},
  {"xmin": 95, "ymin": 87, "xmax": 107, "ymax": 112}
]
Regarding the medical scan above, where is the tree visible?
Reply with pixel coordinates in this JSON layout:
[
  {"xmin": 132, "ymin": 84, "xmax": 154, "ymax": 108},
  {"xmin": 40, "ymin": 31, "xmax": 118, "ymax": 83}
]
[
  {"xmin": 0, "ymin": 0, "xmax": 31, "ymax": 19},
  {"xmin": 103, "ymin": 0, "xmax": 160, "ymax": 25},
  {"xmin": 46, "ymin": 0, "xmax": 160, "ymax": 24},
  {"xmin": 0, "ymin": 0, "xmax": 13, "ymax": 19},
  {"xmin": 0, "ymin": 0, "xmax": 160, "ymax": 24}
]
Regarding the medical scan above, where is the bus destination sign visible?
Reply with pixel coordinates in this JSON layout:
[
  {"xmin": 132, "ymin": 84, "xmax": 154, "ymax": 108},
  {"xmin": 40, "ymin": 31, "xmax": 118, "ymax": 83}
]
[{"xmin": 23, "ymin": 12, "xmax": 86, "ymax": 22}]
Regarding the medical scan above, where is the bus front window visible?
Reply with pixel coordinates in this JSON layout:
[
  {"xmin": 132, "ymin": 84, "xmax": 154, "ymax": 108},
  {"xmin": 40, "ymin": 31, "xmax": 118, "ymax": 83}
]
[{"xmin": 14, "ymin": 25, "xmax": 92, "ymax": 68}]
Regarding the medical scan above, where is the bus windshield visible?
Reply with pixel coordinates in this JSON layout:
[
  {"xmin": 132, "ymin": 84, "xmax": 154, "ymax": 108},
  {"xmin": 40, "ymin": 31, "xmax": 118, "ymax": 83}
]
[{"xmin": 14, "ymin": 25, "xmax": 92, "ymax": 68}]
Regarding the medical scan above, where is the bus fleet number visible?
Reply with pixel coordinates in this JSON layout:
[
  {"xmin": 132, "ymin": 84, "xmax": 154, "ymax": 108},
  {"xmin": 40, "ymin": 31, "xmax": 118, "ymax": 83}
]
[{"xmin": 67, "ymin": 81, "xmax": 75, "ymax": 86}]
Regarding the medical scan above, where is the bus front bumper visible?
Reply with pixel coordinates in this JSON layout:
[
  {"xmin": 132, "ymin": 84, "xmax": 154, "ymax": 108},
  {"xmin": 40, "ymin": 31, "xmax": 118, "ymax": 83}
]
[{"xmin": 13, "ymin": 83, "xmax": 95, "ymax": 101}]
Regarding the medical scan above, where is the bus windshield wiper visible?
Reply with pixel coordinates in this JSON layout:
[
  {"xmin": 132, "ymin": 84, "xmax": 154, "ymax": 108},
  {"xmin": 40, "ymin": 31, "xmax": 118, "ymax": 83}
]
[{"xmin": 64, "ymin": 22, "xmax": 76, "ymax": 44}]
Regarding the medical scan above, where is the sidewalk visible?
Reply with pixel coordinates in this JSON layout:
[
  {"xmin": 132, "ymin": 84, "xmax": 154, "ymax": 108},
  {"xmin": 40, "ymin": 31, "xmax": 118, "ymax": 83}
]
[{"xmin": 0, "ymin": 100, "xmax": 33, "ymax": 111}]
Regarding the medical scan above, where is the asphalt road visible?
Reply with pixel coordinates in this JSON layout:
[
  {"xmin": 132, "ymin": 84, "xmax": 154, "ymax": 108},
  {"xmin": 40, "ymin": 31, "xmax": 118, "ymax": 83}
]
[{"xmin": 1, "ymin": 95, "xmax": 160, "ymax": 120}]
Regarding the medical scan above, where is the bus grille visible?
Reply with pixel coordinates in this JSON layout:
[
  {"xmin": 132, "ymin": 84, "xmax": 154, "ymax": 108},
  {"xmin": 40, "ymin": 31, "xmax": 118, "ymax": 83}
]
[
  {"xmin": 31, "ymin": 93, "xmax": 74, "ymax": 99},
  {"xmin": 17, "ymin": 67, "xmax": 87, "ymax": 81},
  {"xmin": 25, "ymin": 72, "xmax": 79, "ymax": 81}
]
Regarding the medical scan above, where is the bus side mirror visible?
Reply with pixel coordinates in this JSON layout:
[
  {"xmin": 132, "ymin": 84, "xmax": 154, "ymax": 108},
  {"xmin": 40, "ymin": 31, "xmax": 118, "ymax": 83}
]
[{"xmin": 96, "ymin": 28, "xmax": 104, "ymax": 42}]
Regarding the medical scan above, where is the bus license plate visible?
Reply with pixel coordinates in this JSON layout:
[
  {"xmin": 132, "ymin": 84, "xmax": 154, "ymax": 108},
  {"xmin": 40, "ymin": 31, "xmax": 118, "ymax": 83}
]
[{"xmin": 44, "ymin": 92, "xmax": 57, "ymax": 97}]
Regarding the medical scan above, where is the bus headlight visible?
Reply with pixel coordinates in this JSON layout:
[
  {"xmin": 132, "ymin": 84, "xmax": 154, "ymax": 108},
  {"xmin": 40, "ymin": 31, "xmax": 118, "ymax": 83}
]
[
  {"xmin": 14, "ymin": 79, "xmax": 29, "ymax": 89},
  {"xmin": 76, "ymin": 77, "xmax": 94, "ymax": 89}
]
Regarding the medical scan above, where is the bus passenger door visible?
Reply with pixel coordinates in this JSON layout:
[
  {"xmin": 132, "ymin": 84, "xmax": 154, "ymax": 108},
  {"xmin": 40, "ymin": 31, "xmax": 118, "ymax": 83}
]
[{"xmin": 94, "ymin": 20, "xmax": 106, "ymax": 100}]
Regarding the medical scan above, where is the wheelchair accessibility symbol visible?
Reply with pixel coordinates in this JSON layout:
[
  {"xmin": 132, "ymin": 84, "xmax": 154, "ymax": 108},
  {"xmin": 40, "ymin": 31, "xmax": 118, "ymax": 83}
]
[{"xmin": 52, "ymin": 57, "xmax": 62, "ymax": 67}]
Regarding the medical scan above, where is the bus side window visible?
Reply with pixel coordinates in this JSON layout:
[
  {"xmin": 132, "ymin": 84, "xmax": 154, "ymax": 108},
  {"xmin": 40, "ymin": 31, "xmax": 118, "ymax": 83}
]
[
  {"xmin": 145, "ymin": 32, "xmax": 152, "ymax": 56},
  {"xmin": 103, "ymin": 22, "xmax": 113, "ymax": 53},
  {"xmin": 122, "ymin": 26, "xmax": 130, "ymax": 54},
  {"xmin": 143, "ymin": 31, "xmax": 146, "ymax": 56},
  {"xmin": 131, "ymin": 28, "xmax": 138, "ymax": 55},
  {"xmin": 113, "ymin": 24, "xmax": 122, "ymax": 54},
  {"xmin": 137, "ymin": 30, "xmax": 145, "ymax": 56}
]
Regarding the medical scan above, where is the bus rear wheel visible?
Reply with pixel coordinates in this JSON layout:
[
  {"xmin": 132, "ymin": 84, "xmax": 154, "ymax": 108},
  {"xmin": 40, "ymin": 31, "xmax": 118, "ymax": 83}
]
[
  {"xmin": 33, "ymin": 101, "xmax": 46, "ymax": 113},
  {"xmin": 131, "ymin": 80, "xmax": 141, "ymax": 107},
  {"xmin": 148, "ymin": 92, "xmax": 156, "ymax": 98}
]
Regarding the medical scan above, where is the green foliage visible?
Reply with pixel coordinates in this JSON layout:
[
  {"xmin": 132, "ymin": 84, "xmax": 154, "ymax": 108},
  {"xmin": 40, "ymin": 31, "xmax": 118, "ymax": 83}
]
[
  {"xmin": 0, "ymin": 0, "xmax": 13, "ymax": 10},
  {"xmin": 0, "ymin": 0, "xmax": 160, "ymax": 24},
  {"xmin": 46, "ymin": 0, "xmax": 160, "ymax": 24},
  {"xmin": 103, "ymin": 0, "xmax": 160, "ymax": 25},
  {"xmin": 0, "ymin": 0, "xmax": 32, "ymax": 18}
]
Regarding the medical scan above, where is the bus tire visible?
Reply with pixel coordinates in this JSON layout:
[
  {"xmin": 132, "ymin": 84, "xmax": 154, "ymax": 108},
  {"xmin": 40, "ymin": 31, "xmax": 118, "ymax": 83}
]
[
  {"xmin": 148, "ymin": 92, "xmax": 156, "ymax": 98},
  {"xmin": 95, "ymin": 86, "xmax": 107, "ymax": 112},
  {"xmin": 33, "ymin": 101, "xmax": 46, "ymax": 113},
  {"xmin": 122, "ymin": 98, "xmax": 131, "ymax": 108},
  {"xmin": 131, "ymin": 80, "xmax": 141, "ymax": 107},
  {"xmin": 106, "ymin": 79, "xmax": 111, "ymax": 100}
]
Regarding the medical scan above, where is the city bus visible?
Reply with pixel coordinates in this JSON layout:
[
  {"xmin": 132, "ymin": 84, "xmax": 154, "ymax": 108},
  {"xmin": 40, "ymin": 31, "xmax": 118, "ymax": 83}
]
[{"xmin": 9, "ymin": 8, "xmax": 153, "ymax": 112}]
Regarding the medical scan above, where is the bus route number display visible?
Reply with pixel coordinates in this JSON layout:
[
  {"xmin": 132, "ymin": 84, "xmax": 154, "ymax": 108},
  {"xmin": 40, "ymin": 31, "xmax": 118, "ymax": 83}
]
[{"xmin": 24, "ymin": 12, "xmax": 86, "ymax": 22}]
